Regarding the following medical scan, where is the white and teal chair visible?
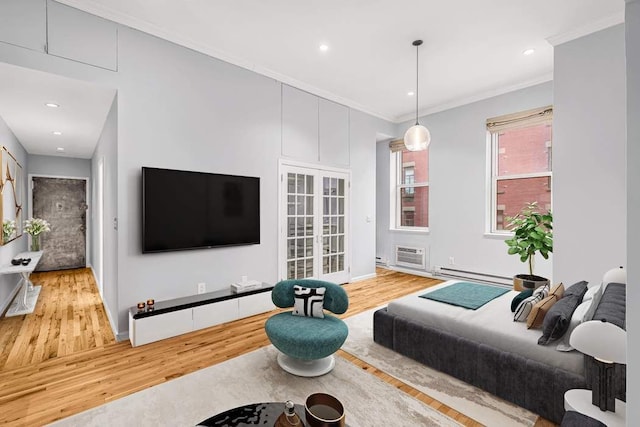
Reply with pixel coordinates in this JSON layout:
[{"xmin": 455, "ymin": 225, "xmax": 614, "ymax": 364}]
[{"xmin": 265, "ymin": 279, "xmax": 349, "ymax": 377}]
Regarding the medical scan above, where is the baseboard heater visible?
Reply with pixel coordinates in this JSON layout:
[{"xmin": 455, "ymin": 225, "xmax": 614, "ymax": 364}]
[{"xmin": 435, "ymin": 267, "xmax": 512, "ymax": 287}]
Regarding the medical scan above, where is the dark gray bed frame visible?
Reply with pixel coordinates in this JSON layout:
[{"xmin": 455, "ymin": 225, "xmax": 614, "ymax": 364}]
[{"xmin": 372, "ymin": 283, "xmax": 626, "ymax": 424}]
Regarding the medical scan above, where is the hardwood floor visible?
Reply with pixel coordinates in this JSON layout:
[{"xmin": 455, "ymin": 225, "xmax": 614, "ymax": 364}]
[
  {"xmin": 0, "ymin": 268, "xmax": 554, "ymax": 426},
  {"xmin": 0, "ymin": 268, "xmax": 115, "ymax": 370}
]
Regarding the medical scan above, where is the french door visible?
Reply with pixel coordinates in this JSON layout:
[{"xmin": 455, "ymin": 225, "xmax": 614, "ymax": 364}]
[{"xmin": 280, "ymin": 164, "xmax": 350, "ymax": 284}]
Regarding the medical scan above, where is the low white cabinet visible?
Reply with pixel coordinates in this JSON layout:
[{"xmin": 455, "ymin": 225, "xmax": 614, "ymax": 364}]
[{"xmin": 129, "ymin": 284, "xmax": 274, "ymax": 347}]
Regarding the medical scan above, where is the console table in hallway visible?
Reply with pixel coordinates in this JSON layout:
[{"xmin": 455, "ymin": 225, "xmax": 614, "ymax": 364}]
[{"xmin": 1, "ymin": 250, "xmax": 44, "ymax": 317}]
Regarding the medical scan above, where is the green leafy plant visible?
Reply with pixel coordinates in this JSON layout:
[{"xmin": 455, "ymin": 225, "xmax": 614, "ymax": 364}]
[{"xmin": 504, "ymin": 202, "xmax": 552, "ymax": 276}]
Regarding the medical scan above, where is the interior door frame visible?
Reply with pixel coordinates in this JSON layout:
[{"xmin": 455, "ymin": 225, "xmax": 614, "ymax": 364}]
[
  {"xmin": 28, "ymin": 174, "xmax": 90, "ymax": 266},
  {"xmin": 277, "ymin": 158, "xmax": 351, "ymax": 283}
]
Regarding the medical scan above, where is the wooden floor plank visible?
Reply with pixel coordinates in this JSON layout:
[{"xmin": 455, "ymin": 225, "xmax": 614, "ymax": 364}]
[{"xmin": 0, "ymin": 268, "xmax": 554, "ymax": 426}]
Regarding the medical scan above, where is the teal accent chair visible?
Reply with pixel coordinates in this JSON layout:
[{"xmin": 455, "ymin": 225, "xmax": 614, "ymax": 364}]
[{"xmin": 265, "ymin": 279, "xmax": 349, "ymax": 377}]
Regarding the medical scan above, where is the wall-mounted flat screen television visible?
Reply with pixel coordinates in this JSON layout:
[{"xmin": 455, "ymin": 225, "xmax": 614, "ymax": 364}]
[{"xmin": 142, "ymin": 167, "xmax": 260, "ymax": 253}]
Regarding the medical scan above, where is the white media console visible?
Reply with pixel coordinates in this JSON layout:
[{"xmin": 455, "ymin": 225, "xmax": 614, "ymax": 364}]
[{"xmin": 128, "ymin": 283, "xmax": 274, "ymax": 347}]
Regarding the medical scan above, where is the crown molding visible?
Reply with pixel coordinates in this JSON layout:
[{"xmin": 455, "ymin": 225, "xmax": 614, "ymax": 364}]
[
  {"xmin": 54, "ymin": 0, "xmax": 396, "ymax": 123},
  {"xmin": 546, "ymin": 12, "xmax": 625, "ymax": 46},
  {"xmin": 393, "ymin": 73, "xmax": 553, "ymax": 123}
]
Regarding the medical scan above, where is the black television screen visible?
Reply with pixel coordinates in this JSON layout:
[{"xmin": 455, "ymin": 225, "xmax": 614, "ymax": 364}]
[{"xmin": 142, "ymin": 167, "xmax": 260, "ymax": 253}]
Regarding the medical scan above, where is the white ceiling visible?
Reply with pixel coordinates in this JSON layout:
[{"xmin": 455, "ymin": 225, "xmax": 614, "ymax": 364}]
[
  {"xmin": 59, "ymin": 0, "xmax": 624, "ymax": 122},
  {"xmin": 0, "ymin": 62, "xmax": 116, "ymax": 159},
  {"xmin": 0, "ymin": 1, "xmax": 625, "ymax": 160}
]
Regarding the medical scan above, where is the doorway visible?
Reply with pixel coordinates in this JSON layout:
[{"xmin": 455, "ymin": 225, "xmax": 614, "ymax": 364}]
[
  {"xmin": 279, "ymin": 162, "xmax": 350, "ymax": 284},
  {"xmin": 31, "ymin": 176, "xmax": 88, "ymax": 271}
]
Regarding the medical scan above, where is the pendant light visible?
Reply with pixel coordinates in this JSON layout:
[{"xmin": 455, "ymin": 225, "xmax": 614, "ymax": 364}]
[{"xmin": 404, "ymin": 40, "xmax": 431, "ymax": 151}]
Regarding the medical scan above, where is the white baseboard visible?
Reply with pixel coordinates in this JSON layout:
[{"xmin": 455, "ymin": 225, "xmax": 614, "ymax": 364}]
[
  {"xmin": 385, "ymin": 265, "xmax": 439, "ymax": 279},
  {"xmin": 89, "ymin": 266, "xmax": 122, "ymax": 342},
  {"xmin": 350, "ymin": 272, "xmax": 377, "ymax": 282}
]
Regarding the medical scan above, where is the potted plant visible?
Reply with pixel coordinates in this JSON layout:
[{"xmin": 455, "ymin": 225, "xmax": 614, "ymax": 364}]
[
  {"xmin": 504, "ymin": 202, "xmax": 552, "ymax": 291},
  {"xmin": 24, "ymin": 217, "xmax": 51, "ymax": 252}
]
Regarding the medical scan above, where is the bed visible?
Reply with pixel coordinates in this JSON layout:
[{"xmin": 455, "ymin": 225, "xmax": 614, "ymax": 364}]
[{"xmin": 373, "ymin": 280, "xmax": 626, "ymax": 424}]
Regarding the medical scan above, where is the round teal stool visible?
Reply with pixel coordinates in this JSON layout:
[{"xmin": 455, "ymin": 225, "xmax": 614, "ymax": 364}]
[{"xmin": 265, "ymin": 279, "xmax": 349, "ymax": 377}]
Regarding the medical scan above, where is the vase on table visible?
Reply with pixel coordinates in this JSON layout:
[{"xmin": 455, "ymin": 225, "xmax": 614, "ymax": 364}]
[{"xmin": 30, "ymin": 234, "xmax": 40, "ymax": 252}]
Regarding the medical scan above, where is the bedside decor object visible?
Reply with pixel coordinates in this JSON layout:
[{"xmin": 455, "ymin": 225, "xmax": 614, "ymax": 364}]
[
  {"xmin": 11, "ymin": 257, "xmax": 23, "ymax": 265},
  {"xmin": 3, "ymin": 219, "xmax": 16, "ymax": 242},
  {"xmin": 570, "ymin": 320, "xmax": 627, "ymax": 412},
  {"xmin": 504, "ymin": 202, "xmax": 552, "ymax": 291},
  {"xmin": 23, "ymin": 217, "xmax": 51, "ymax": 251},
  {"xmin": 403, "ymin": 40, "xmax": 431, "ymax": 151}
]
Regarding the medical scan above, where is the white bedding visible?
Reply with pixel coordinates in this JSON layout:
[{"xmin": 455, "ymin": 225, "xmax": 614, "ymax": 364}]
[{"xmin": 387, "ymin": 280, "xmax": 584, "ymax": 375}]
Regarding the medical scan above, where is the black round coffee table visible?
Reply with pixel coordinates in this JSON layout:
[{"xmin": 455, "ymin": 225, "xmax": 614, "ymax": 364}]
[{"xmin": 197, "ymin": 402, "xmax": 306, "ymax": 426}]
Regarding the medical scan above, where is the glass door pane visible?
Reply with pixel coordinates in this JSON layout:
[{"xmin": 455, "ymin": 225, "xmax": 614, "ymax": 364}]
[
  {"xmin": 285, "ymin": 172, "xmax": 315, "ymax": 279},
  {"xmin": 320, "ymin": 174, "xmax": 347, "ymax": 281}
]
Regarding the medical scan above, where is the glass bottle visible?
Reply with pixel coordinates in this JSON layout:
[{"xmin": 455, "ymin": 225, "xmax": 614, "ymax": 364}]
[{"xmin": 274, "ymin": 400, "xmax": 304, "ymax": 427}]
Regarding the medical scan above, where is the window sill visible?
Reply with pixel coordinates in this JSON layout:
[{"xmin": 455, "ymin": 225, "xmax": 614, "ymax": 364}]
[
  {"xmin": 484, "ymin": 232, "xmax": 513, "ymax": 239},
  {"xmin": 389, "ymin": 227, "xmax": 430, "ymax": 235}
]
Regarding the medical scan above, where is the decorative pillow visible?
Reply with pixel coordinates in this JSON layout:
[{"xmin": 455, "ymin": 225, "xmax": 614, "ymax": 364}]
[
  {"xmin": 548, "ymin": 282, "xmax": 565, "ymax": 300},
  {"xmin": 511, "ymin": 289, "xmax": 533, "ymax": 312},
  {"xmin": 514, "ymin": 286, "xmax": 549, "ymax": 322},
  {"xmin": 583, "ymin": 282, "xmax": 604, "ymax": 322},
  {"xmin": 583, "ymin": 283, "xmax": 601, "ymax": 302},
  {"xmin": 527, "ymin": 294, "xmax": 559, "ymax": 329},
  {"xmin": 538, "ymin": 281, "xmax": 588, "ymax": 344},
  {"xmin": 292, "ymin": 285, "xmax": 325, "ymax": 318},
  {"xmin": 556, "ymin": 300, "xmax": 592, "ymax": 351}
]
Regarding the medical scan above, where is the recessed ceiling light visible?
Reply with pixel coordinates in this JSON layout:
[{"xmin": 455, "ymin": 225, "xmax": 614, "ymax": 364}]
[
  {"xmin": 407, "ymin": 91, "xmax": 415, "ymax": 96},
  {"xmin": 56, "ymin": 147, "xmax": 65, "ymax": 152},
  {"xmin": 319, "ymin": 44, "xmax": 329, "ymax": 52},
  {"xmin": 45, "ymin": 102, "xmax": 60, "ymax": 108},
  {"xmin": 52, "ymin": 131, "xmax": 62, "ymax": 135},
  {"xmin": 523, "ymin": 48, "xmax": 535, "ymax": 56}
]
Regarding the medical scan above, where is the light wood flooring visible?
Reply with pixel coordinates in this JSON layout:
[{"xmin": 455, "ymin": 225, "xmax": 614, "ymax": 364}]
[{"xmin": 0, "ymin": 268, "xmax": 554, "ymax": 426}]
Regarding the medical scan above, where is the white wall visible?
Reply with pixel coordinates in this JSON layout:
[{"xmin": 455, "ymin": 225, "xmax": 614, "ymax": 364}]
[
  {"xmin": 553, "ymin": 25, "xmax": 627, "ymax": 288},
  {"xmin": 0, "ymin": 8, "xmax": 393, "ymax": 336},
  {"xmin": 0, "ymin": 115, "xmax": 28, "ymax": 313},
  {"xmin": 377, "ymin": 82, "xmax": 553, "ymax": 280},
  {"xmin": 625, "ymin": 0, "xmax": 639, "ymax": 423},
  {"xmin": 27, "ymin": 154, "xmax": 91, "ymax": 177},
  {"xmin": 91, "ymin": 95, "xmax": 118, "ymax": 335}
]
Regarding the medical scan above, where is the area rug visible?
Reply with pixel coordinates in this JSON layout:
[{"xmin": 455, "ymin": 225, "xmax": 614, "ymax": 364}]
[
  {"xmin": 49, "ymin": 345, "xmax": 460, "ymax": 427},
  {"xmin": 341, "ymin": 307, "xmax": 538, "ymax": 426},
  {"xmin": 419, "ymin": 282, "xmax": 509, "ymax": 310}
]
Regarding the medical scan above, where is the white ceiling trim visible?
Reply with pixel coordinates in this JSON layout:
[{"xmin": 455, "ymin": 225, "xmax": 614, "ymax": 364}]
[
  {"xmin": 394, "ymin": 72, "xmax": 554, "ymax": 124},
  {"xmin": 546, "ymin": 11, "xmax": 625, "ymax": 46}
]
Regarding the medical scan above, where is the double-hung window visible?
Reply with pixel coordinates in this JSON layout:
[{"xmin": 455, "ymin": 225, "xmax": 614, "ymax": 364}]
[
  {"xmin": 487, "ymin": 106, "xmax": 553, "ymax": 233},
  {"xmin": 390, "ymin": 140, "xmax": 429, "ymax": 230}
]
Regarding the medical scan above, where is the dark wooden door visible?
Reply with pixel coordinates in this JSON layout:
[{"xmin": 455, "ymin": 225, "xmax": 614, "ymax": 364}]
[{"xmin": 32, "ymin": 177, "xmax": 87, "ymax": 271}]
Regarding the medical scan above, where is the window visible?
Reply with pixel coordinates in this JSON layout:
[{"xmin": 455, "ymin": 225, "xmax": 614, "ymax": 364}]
[
  {"xmin": 487, "ymin": 106, "xmax": 552, "ymax": 233},
  {"xmin": 389, "ymin": 140, "xmax": 429, "ymax": 230}
]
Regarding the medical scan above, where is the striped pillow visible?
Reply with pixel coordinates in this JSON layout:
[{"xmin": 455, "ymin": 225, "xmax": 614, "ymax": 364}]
[
  {"xmin": 514, "ymin": 285, "xmax": 549, "ymax": 321},
  {"xmin": 292, "ymin": 285, "xmax": 325, "ymax": 318}
]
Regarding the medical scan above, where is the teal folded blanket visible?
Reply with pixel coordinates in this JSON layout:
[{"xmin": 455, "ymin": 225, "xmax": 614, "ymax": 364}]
[{"xmin": 420, "ymin": 281, "xmax": 509, "ymax": 310}]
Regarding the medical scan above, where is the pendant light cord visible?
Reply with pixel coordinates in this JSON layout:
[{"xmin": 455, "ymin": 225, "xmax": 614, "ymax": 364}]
[{"xmin": 412, "ymin": 40, "xmax": 423, "ymax": 125}]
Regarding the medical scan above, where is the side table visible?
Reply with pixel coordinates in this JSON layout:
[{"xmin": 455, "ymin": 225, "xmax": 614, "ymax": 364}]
[
  {"xmin": 1, "ymin": 250, "xmax": 44, "ymax": 317},
  {"xmin": 564, "ymin": 389, "xmax": 625, "ymax": 427}
]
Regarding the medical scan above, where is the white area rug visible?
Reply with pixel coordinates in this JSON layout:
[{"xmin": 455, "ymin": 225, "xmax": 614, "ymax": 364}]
[
  {"xmin": 342, "ymin": 307, "xmax": 538, "ymax": 426},
  {"xmin": 49, "ymin": 346, "xmax": 460, "ymax": 427}
]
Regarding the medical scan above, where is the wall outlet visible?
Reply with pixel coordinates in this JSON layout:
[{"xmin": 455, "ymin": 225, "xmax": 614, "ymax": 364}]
[
  {"xmin": 448, "ymin": 256, "xmax": 455, "ymax": 265},
  {"xmin": 197, "ymin": 282, "xmax": 206, "ymax": 294}
]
